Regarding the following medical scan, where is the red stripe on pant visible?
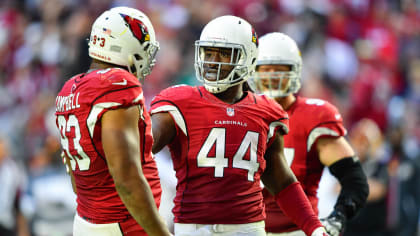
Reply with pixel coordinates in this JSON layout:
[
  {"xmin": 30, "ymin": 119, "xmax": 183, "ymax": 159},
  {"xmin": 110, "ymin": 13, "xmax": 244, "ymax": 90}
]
[{"xmin": 118, "ymin": 217, "xmax": 147, "ymax": 236}]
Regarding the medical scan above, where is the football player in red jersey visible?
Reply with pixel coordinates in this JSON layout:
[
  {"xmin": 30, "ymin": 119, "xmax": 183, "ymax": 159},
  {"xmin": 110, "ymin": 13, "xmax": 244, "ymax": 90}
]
[
  {"xmin": 150, "ymin": 16, "xmax": 328, "ymax": 236},
  {"xmin": 55, "ymin": 7, "xmax": 171, "ymax": 236},
  {"xmin": 252, "ymin": 33, "xmax": 369, "ymax": 236}
]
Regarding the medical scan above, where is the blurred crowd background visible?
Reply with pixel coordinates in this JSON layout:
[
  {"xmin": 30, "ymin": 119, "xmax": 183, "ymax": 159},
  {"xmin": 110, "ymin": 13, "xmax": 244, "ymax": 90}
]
[{"xmin": 0, "ymin": 0, "xmax": 419, "ymax": 235}]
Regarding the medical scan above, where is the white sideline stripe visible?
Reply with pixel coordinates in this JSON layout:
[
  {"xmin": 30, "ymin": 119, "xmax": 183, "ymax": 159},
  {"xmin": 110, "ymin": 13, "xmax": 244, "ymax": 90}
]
[
  {"xmin": 87, "ymin": 102, "xmax": 121, "ymax": 138},
  {"xmin": 307, "ymin": 127, "xmax": 339, "ymax": 151},
  {"xmin": 267, "ymin": 121, "xmax": 289, "ymax": 143},
  {"xmin": 151, "ymin": 105, "xmax": 187, "ymax": 136}
]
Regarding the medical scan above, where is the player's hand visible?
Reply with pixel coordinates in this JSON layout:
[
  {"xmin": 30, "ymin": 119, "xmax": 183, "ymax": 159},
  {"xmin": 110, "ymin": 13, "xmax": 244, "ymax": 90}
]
[
  {"xmin": 320, "ymin": 210, "xmax": 346, "ymax": 236},
  {"xmin": 61, "ymin": 152, "xmax": 70, "ymax": 174},
  {"xmin": 311, "ymin": 226, "xmax": 330, "ymax": 236}
]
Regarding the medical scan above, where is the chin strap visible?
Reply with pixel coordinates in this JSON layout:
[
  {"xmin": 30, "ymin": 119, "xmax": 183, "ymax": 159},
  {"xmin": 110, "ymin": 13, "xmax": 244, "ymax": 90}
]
[{"xmin": 203, "ymin": 83, "xmax": 229, "ymax": 94}]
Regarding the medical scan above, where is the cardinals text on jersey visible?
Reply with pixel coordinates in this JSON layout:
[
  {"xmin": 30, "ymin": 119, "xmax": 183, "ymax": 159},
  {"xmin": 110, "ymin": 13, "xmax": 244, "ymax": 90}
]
[{"xmin": 151, "ymin": 85, "xmax": 289, "ymax": 224}]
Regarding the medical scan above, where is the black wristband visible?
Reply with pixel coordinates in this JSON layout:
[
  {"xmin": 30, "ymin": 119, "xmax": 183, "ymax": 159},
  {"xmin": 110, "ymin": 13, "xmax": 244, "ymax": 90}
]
[{"xmin": 329, "ymin": 156, "xmax": 369, "ymax": 219}]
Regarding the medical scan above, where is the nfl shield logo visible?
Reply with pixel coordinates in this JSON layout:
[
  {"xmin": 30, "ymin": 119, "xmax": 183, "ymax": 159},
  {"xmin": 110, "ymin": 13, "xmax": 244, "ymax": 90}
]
[{"xmin": 226, "ymin": 107, "xmax": 235, "ymax": 117}]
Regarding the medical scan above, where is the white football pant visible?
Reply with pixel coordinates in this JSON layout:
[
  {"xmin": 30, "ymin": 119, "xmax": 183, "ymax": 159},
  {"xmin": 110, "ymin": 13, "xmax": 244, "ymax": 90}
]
[
  {"xmin": 73, "ymin": 213, "xmax": 123, "ymax": 236},
  {"xmin": 174, "ymin": 221, "xmax": 266, "ymax": 236},
  {"xmin": 267, "ymin": 230, "xmax": 305, "ymax": 236}
]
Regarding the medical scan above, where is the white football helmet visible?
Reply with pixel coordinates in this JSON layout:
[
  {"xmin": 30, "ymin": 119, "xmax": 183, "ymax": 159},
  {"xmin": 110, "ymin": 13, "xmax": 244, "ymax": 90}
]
[
  {"xmin": 194, "ymin": 15, "xmax": 258, "ymax": 93},
  {"xmin": 88, "ymin": 7, "xmax": 159, "ymax": 79},
  {"xmin": 253, "ymin": 32, "xmax": 302, "ymax": 97}
]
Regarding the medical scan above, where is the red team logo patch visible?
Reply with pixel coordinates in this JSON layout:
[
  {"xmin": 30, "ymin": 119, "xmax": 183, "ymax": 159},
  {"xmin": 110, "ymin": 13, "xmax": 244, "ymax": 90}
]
[
  {"xmin": 120, "ymin": 13, "xmax": 150, "ymax": 44},
  {"xmin": 251, "ymin": 27, "xmax": 258, "ymax": 47}
]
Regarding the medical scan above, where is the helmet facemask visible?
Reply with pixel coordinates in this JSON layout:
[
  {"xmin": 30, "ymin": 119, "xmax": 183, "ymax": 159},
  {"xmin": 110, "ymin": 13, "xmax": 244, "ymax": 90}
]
[
  {"xmin": 195, "ymin": 41, "xmax": 249, "ymax": 93},
  {"xmin": 254, "ymin": 62, "xmax": 301, "ymax": 98},
  {"xmin": 127, "ymin": 42, "xmax": 159, "ymax": 79},
  {"xmin": 194, "ymin": 15, "xmax": 258, "ymax": 94},
  {"xmin": 252, "ymin": 32, "xmax": 302, "ymax": 98}
]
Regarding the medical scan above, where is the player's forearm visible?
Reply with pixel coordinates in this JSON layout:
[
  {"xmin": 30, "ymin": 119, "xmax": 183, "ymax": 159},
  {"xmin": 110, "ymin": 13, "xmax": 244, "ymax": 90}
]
[
  {"xmin": 261, "ymin": 165, "xmax": 296, "ymax": 195},
  {"xmin": 274, "ymin": 182, "xmax": 324, "ymax": 236},
  {"xmin": 151, "ymin": 112, "xmax": 176, "ymax": 154},
  {"xmin": 114, "ymin": 173, "xmax": 170, "ymax": 235},
  {"xmin": 329, "ymin": 156, "xmax": 369, "ymax": 219},
  {"xmin": 63, "ymin": 153, "xmax": 77, "ymax": 194},
  {"xmin": 69, "ymin": 171, "xmax": 77, "ymax": 194},
  {"xmin": 16, "ymin": 210, "xmax": 30, "ymax": 236},
  {"xmin": 262, "ymin": 159, "xmax": 323, "ymax": 235},
  {"xmin": 102, "ymin": 108, "xmax": 171, "ymax": 235}
]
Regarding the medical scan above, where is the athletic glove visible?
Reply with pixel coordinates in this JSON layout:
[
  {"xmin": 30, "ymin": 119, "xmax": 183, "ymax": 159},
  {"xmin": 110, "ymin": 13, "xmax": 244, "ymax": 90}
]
[
  {"xmin": 320, "ymin": 210, "xmax": 346, "ymax": 236},
  {"xmin": 311, "ymin": 227, "xmax": 330, "ymax": 236}
]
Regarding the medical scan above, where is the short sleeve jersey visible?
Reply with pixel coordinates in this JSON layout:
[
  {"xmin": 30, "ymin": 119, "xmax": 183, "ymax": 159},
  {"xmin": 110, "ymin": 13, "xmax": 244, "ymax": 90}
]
[
  {"xmin": 263, "ymin": 96, "xmax": 346, "ymax": 233},
  {"xmin": 55, "ymin": 68, "xmax": 161, "ymax": 223},
  {"xmin": 150, "ymin": 85, "xmax": 289, "ymax": 224}
]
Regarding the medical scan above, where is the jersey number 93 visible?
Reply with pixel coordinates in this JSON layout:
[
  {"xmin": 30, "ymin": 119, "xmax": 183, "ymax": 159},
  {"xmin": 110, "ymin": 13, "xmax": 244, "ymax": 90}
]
[{"xmin": 57, "ymin": 115, "xmax": 91, "ymax": 171}]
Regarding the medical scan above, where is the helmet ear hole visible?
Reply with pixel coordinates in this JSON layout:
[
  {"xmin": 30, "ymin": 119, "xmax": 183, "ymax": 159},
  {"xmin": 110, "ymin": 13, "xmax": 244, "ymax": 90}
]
[{"xmin": 134, "ymin": 54, "xmax": 142, "ymax": 60}]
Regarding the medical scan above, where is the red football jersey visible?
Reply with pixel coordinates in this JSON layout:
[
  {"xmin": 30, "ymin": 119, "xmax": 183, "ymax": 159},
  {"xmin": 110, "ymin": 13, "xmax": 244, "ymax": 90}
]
[
  {"xmin": 263, "ymin": 96, "xmax": 346, "ymax": 233},
  {"xmin": 150, "ymin": 85, "xmax": 289, "ymax": 224},
  {"xmin": 55, "ymin": 68, "xmax": 161, "ymax": 224}
]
